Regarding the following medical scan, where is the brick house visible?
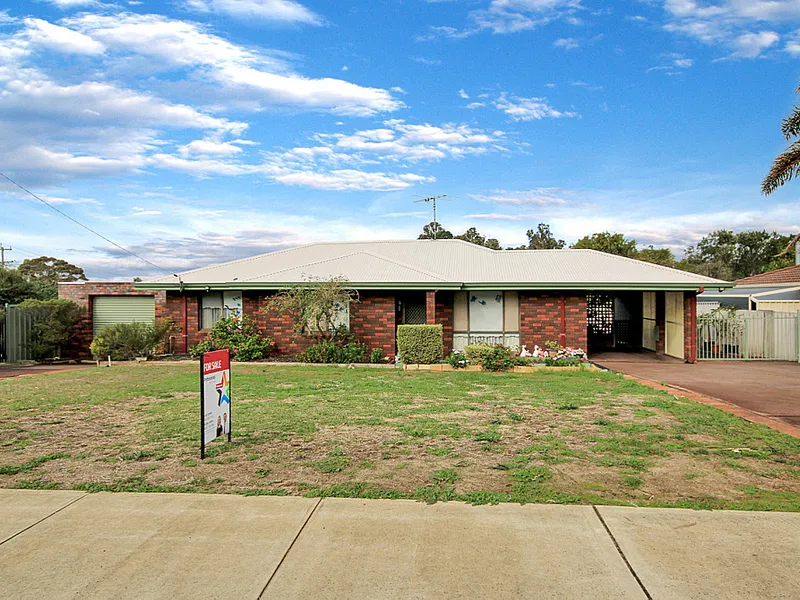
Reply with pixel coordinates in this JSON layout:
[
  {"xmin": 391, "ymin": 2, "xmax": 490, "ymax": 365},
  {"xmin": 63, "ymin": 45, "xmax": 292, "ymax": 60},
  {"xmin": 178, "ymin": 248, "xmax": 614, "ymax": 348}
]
[{"xmin": 59, "ymin": 239, "xmax": 731, "ymax": 362}]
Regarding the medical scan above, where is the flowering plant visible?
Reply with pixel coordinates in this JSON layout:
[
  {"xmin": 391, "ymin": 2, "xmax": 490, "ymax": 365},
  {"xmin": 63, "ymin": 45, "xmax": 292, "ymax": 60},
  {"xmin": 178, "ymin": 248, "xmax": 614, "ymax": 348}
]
[
  {"xmin": 521, "ymin": 342, "xmax": 587, "ymax": 365},
  {"xmin": 445, "ymin": 350, "xmax": 468, "ymax": 368}
]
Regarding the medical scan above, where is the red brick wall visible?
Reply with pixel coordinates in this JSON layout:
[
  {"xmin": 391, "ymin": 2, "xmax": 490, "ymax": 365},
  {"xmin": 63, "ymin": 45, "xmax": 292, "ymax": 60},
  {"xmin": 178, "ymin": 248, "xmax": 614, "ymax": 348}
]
[
  {"xmin": 350, "ymin": 293, "xmax": 396, "ymax": 357},
  {"xmin": 244, "ymin": 291, "xmax": 397, "ymax": 357},
  {"xmin": 426, "ymin": 291, "xmax": 436, "ymax": 325},
  {"xmin": 655, "ymin": 291, "xmax": 666, "ymax": 354},
  {"xmin": 245, "ymin": 292, "xmax": 312, "ymax": 356},
  {"xmin": 162, "ymin": 292, "xmax": 202, "ymax": 353},
  {"xmin": 435, "ymin": 292, "xmax": 454, "ymax": 354},
  {"xmin": 684, "ymin": 291, "xmax": 697, "ymax": 363},
  {"xmin": 57, "ymin": 282, "xmax": 166, "ymax": 358},
  {"xmin": 519, "ymin": 293, "xmax": 587, "ymax": 350}
]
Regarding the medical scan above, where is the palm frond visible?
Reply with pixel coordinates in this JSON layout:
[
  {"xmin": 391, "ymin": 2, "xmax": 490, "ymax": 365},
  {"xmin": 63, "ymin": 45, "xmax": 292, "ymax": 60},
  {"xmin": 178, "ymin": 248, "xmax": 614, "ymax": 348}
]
[
  {"xmin": 762, "ymin": 140, "xmax": 800, "ymax": 195},
  {"xmin": 781, "ymin": 104, "xmax": 800, "ymax": 140}
]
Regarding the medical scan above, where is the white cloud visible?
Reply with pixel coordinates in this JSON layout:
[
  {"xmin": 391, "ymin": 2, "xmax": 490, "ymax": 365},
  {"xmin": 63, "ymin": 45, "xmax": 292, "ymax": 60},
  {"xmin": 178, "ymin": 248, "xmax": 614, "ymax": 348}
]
[
  {"xmin": 130, "ymin": 209, "xmax": 162, "ymax": 217},
  {"xmin": 663, "ymin": 0, "xmax": 799, "ymax": 59},
  {"xmin": 65, "ymin": 12, "xmax": 402, "ymax": 116},
  {"xmin": 44, "ymin": 0, "xmax": 101, "ymax": 7},
  {"xmin": 1, "ymin": 145, "xmax": 143, "ymax": 178},
  {"xmin": 458, "ymin": 88, "xmax": 469, "ymax": 99},
  {"xmin": 553, "ymin": 37, "xmax": 579, "ymax": 49},
  {"xmin": 0, "ymin": 77, "xmax": 246, "ymax": 133},
  {"xmin": 728, "ymin": 30, "xmax": 780, "ymax": 57},
  {"xmin": 148, "ymin": 153, "xmax": 254, "ymax": 176},
  {"xmin": 421, "ymin": 0, "xmax": 582, "ymax": 38},
  {"xmin": 291, "ymin": 120, "xmax": 505, "ymax": 164},
  {"xmin": 179, "ymin": 139, "xmax": 245, "ymax": 156},
  {"xmin": 465, "ymin": 101, "xmax": 486, "ymax": 109},
  {"xmin": 494, "ymin": 93, "xmax": 577, "ymax": 121},
  {"xmin": 22, "ymin": 18, "xmax": 105, "ymax": 55},
  {"xmin": 646, "ymin": 53, "xmax": 695, "ymax": 74},
  {"xmin": 471, "ymin": 188, "xmax": 569, "ymax": 205},
  {"xmin": 271, "ymin": 169, "xmax": 433, "ymax": 191},
  {"xmin": 183, "ymin": 0, "xmax": 322, "ymax": 25}
]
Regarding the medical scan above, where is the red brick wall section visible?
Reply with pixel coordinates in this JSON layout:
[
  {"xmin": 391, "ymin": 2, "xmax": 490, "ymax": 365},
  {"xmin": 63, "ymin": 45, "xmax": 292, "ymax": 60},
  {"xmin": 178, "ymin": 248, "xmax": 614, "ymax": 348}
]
[
  {"xmin": 519, "ymin": 293, "xmax": 587, "ymax": 350},
  {"xmin": 162, "ymin": 292, "xmax": 202, "ymax": 352},
  {"xmin": 246, "ymin": 292, "xmax": 313, "ymax": 356},
  {"xmin": 426, "ymin": 291, "xmax": 436, "ymax": 325},
  {"xmin": 684, "ymin": 291, "xmax": 697, "ymax": 363},
  {"xmin": 655, "ymin": 291, "xmax": 666, "ymax": 354},
  {"xmin": 350, "ymin": 293, "xmax": 396, "ymax": 357},
  {"xmin": 435, "ymin": 292, "xmax": 454, "ymax": 354}
]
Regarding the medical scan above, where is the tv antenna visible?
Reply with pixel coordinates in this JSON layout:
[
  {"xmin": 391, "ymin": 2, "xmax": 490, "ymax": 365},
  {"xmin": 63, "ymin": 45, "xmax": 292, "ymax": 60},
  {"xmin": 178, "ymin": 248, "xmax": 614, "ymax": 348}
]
[{"xmin": 413, "ymin": 194, "xmax": 449, "ymax": 230}]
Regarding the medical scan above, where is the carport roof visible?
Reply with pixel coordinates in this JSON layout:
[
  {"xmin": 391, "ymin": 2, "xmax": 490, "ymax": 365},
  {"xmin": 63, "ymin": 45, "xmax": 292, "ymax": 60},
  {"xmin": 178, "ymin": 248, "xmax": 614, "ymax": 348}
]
[{"xmin": 138, "ymin": 239, "xmax": 731, "ymax": 291}]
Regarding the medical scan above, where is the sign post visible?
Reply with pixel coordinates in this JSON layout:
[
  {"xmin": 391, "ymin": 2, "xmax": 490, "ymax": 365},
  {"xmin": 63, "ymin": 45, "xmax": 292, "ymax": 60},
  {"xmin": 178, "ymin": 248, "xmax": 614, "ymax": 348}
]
[{"xmin": 200, "ymin": 349, "xmax": 232, "ymax": 459}]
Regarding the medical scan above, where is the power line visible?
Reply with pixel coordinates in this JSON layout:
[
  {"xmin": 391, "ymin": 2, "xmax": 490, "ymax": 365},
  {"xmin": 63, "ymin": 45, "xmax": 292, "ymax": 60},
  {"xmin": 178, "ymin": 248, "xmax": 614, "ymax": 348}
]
[{"xmin": 0, "ymin": 171, "xmax": 178, "ymax": 279}]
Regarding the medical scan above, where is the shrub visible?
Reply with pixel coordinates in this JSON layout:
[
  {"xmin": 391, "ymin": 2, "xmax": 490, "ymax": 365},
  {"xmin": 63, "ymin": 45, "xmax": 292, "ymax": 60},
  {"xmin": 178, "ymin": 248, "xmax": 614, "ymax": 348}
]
[
  {"xmin": 480, "ymin": 344, "xmax": 520, "ymax": 372},
  {"xmin": 90, "ymin": 320, "xmax": 174, "ymax": 360},
  {"xmin": 298, "ymin": 339, "xmax": 369, "ymax": 364},
  {"xmin": 464, "ymin": 344, "xmax": 493, "ymax": 365},
  {"xmin": 369, "ymin": 348, "xmax": 383, "ymax": 364},
  {"xmin": 396, "ymin": 324, "xmax": 443, "ymax": 364},
  {"xmin": 17, "ymin": 298, "xmax": 83, "ymax": 361},
  {"xmin": 189, "ymin": 314, "xmax": 273, "ymax": 361},
  {"xmin": 445, "ymin": 350, "xmax": 467, "ymax": 368}
]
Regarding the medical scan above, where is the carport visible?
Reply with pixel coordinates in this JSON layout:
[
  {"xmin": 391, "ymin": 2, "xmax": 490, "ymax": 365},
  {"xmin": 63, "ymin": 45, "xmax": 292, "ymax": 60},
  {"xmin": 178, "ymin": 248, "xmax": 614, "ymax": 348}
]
[{"xmin": 587, "ymin": 290, "xmax": 695, "ymax": 362}]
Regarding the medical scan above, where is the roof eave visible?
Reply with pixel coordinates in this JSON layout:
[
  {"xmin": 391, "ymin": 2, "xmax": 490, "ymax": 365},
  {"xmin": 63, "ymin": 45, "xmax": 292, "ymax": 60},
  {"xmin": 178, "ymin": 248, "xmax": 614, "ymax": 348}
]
[{"xmin": 135, "ymin": 281, "xmax": 731, "ymax": 292}]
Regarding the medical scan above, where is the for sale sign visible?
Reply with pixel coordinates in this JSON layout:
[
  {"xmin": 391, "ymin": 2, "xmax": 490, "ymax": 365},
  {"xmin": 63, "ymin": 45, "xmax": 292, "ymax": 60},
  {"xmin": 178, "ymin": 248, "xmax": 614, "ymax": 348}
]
[{"xmin": 200, "ymin": 349, "xmax": 231, "ymax": 458}]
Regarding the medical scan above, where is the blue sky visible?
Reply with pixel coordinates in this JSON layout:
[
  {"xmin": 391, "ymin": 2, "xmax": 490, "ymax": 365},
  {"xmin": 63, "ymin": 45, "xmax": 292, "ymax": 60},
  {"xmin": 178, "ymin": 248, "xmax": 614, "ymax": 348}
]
[{"xmin": 2, "ymin": 0, "xmax": 800, "ymax": 280}]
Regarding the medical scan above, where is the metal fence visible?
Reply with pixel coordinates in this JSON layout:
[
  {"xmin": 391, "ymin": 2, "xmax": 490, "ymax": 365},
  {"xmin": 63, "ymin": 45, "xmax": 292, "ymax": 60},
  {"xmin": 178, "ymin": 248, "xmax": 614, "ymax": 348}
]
[
  {"xmin": 0, "ymin": 305, "xmax": 34, "ymax": 363},
  {"xmin": 697, "ymin": 310, "xmax": 799, "ymax": 361}
]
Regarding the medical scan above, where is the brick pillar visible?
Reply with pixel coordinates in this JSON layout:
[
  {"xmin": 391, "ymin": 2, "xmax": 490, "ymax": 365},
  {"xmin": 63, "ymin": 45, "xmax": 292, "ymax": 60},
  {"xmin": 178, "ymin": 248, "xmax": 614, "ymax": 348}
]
[
  {"xmin": 684, "ymin": 292, "xmax": 697, "ymax": 363},
  {"xmin": 655, "ymin": 291, "xmax": 666, "ymax": 355},
  {"xmin": 426, "ymin": 291, "xmax": 437, "ymax": 324}
]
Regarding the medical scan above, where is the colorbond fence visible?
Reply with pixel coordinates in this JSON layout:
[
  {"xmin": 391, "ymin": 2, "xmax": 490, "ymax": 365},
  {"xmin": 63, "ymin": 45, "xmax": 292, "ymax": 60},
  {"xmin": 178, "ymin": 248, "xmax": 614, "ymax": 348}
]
[
  {"xmin": 0, "ymin": 305, "xmax": 34, "ymax": 363},
  {"xmin": 697, "ymin": 310, "xmax": 799, "ymax": 361}
]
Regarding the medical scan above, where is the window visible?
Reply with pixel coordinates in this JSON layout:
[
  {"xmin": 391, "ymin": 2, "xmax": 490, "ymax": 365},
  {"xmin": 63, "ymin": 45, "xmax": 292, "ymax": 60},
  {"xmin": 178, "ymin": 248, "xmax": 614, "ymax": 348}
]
[{"xmin": 201, "ymin": 291, "xmax": 243, "ymax": 329}]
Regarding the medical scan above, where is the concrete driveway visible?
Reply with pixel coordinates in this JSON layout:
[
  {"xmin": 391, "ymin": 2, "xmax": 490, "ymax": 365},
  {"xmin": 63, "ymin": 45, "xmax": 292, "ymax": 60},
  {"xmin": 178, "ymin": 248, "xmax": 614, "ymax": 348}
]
[
  {"xmin": 593, "ymin": 353, "xmax": 800, "ymax": 427},
  {"xmin": 1, "ymin": 490, "xmax": 799, "ymax": 599}
]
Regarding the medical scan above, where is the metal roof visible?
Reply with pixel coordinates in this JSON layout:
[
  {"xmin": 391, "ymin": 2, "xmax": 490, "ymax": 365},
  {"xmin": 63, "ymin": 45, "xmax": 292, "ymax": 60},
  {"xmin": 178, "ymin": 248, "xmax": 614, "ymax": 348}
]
[{"xmin": 140, "ymin": 239, "xmax": 730, "ymax": 291}]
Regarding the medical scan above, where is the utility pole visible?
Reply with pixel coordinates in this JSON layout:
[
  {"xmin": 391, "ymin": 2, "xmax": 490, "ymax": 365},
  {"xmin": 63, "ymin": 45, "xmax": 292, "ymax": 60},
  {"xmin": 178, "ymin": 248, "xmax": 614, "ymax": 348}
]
[
  {"xmin": 0, "ymin": 244, "xmax": 11, "ymax": 268},
  {"xmin": 414, "ymin": 195, "xmax": 449, "ymax": 233}
]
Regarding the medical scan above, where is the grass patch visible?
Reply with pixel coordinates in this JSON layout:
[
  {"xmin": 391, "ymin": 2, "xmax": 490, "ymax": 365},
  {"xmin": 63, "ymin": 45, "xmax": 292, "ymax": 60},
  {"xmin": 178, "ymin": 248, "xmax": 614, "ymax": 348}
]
[{"xmin": 0, "ymin": 364, "xmax": 798, "ymax": 511}]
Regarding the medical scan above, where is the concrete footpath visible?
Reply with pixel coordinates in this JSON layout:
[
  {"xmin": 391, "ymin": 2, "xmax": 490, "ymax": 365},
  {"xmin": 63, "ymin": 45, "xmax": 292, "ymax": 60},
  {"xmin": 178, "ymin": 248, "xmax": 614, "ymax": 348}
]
[{"xmin": 1, "ymin": 490, "xmax": 798, "ymax": 599}]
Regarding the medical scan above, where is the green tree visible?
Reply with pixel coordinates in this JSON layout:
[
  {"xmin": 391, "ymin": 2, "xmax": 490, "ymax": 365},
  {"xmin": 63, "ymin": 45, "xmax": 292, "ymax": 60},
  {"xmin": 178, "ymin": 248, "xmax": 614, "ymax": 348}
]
[
  {"xmin": 18, "ymin": 256, "xmax": 87, "ymax": 285},
  {"xmin": 524, "ymin": 223, "xmax": 565, "ymax": 249},
  {"xmin": 571, "ymin": 232, "xmax": 638, "ymax": 258},
  {"xmin": 763, "ymin": 83, "xmax": 800, "ymax": 195},
  {"xmin": 455, "ymin": 227, "xmax": 501, "ymax": 249},
  {"xmin": 17, "ymin": 298, "xmax": 83, "ymax": 361},
  {"xmin": 637, "ymin": 245, "xmax": 675, "ymax": 267},
  {"xmin": 418, "ymin": 222, "xmax": 454, "ymax": 240},
  {"xmin": 0, "ymin": 268, "xmax": 36, "ymax": 305},
  {"xmin": 677, "ymin": 230, "xmax": 793, "ymax": 280}
]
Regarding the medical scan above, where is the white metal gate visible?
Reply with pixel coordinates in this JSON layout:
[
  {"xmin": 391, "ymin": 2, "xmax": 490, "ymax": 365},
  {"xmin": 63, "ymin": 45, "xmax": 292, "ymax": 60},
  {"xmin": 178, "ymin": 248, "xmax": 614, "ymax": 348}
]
[{"xmin": 697, "ymin": 310, "xmax": 799, "ymax": 361}]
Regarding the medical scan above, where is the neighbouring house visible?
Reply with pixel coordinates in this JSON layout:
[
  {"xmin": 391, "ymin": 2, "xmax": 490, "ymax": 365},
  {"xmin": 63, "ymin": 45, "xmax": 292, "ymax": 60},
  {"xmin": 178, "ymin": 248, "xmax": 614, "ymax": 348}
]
[
  {"xmin": 58, "ymin": 239, "xmax": 731, "ymax": 362},
  {"xmin": 699, "ymin": 264, "xmax": 800, "ymax": 314}
]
